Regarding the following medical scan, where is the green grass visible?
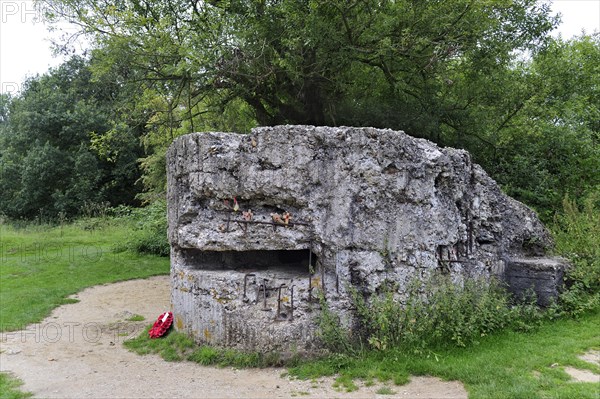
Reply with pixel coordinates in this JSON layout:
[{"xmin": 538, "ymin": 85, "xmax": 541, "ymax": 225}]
[
  {"xmin": 375, "ymin": 386, "xmax": 396, "ymax": 395},
  {"xmin": 0, "ymin": 219, "xmax": 169, "ymax": 331},
  {"xmin": 289, "ymin": 308, "xmax": 600, "ymax": 398},
  {"xmin": 124, "ymin": 326, "xmax": 292, "ymax": 368},
  {"xmin": 0, "ymin": 373, "xmax": 32, "ymax": 399},
  {"xmin": 126, "ymin": 314, "xmax": 145, "ymax": 322}
]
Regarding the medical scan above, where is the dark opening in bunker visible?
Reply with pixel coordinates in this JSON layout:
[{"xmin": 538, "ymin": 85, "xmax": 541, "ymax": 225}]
[{"xmin": 180, "ymin": 248, "xmax": 318, "ymax": 275}]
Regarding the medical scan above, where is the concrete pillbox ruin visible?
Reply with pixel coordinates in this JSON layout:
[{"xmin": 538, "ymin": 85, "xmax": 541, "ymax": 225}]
[{"xmin": 167, "ymin": 125, "xmax": 567, "ymax": 354}]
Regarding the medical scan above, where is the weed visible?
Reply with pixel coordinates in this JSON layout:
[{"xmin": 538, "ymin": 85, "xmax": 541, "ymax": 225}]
[
  {"xmin": 126, "ymin": 314, "xmax": 145, "ymax": 322},
  {"xmin": 113, "ymin": 201, "xmax": 170, "ymax": 257},
  {"xmin": 317, "ymin": 296, "xmax": 355, "ymax": 354},
  {"xmin": 328, "ymin": 275, "xmax": 552, "ymax": 354},
  {"xmin": 125, "ymin": 326, "xmax": 286, "ymax": 368},
  {"xmin": 375, "ymin": 386, "xmax": 396, "ymax": 395}
]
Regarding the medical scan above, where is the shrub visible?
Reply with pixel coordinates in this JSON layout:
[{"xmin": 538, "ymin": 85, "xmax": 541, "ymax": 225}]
[
  {"xmin": 359, "ymin": 276, "xmax": 532, "ymax": 351},
  {"xmin": 320, "ymin": 275, "xmax": 551, "ymax": 355},
  {"xmin": 552, "ymin": 192, "xmax": 600, "ymax": 317},
  {"xmin": 113, "ymin": 200, "xmax": 170, "ymax": 257}
]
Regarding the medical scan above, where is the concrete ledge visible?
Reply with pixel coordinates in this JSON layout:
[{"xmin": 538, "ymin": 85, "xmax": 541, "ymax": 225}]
[{"xmin": 505, "ymin": 257, "xmax": 569, "ymax": 306}]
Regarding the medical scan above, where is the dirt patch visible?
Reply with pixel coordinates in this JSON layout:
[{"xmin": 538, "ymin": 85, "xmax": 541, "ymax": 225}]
[
  {"xmin": 579, "ymin": 350, "xmax": 600, "ymax": 367},
  {"xmin": 562, "ymin": 349, "xmax": 600, "ymax": 383},
  {"xmin": 0, "ymin": 276, "xmax": 467, "ymax": 398},
  {"xmin": 563, "ymin": 367, "xmax": 600, "ymax": 383}
]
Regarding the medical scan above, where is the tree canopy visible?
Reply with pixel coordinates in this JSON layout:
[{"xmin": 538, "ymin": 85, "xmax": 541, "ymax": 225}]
[
  {"xmin": 0, "ymin": 57, "xmax": 143, "ymax": 219},
  {"xmin": 0, "ymin": 1, "xmax": 597, "ymax": 219}
]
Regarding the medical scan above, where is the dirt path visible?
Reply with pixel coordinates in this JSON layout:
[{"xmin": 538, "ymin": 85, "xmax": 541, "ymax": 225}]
[{"xmin": 0, "ymin": 276, "xmax": 467, "ymax": 398}]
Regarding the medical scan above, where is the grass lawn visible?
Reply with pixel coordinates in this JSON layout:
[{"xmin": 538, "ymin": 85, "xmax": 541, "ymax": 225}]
[
  {"xmin": 0, "ymin": 219, "xmax": 170, "ymax": 398},
  {"xmin": 0, "ymin": 219, "xmax": 169, "ymax": 331}
]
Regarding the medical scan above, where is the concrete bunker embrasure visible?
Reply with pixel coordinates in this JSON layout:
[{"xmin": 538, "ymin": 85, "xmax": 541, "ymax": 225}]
[{"xmin": 168, "ymin": 125, "xmax": 567, "ymax": 354}]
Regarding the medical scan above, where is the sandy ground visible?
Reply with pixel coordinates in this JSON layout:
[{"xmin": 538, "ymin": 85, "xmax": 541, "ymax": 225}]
[
  {"xmin": 0, "ymin": 276, "xmax": 468, "ymax": 398},
  {"xmin": 564, "ymin": 349, "xmax": 600, "ymax": 383}
]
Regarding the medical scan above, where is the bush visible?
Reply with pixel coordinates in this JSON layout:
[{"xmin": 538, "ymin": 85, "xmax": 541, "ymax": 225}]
[
  {"xmin": 113, "ymin": 200, "xmax": 170, "ymax": 257},
  {"xmin": 319, "ymin": 275, "xmax": 551, "ymax": 355},
  {"xmin": 552, "ymin": 192, "xmax": 600, "ymax": 317},
  {"xmin": 361, "ymin": 277, "xmax": 538, "ymax": 351}
]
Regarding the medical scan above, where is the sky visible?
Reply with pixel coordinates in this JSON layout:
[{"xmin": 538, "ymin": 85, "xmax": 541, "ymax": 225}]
[{"xmin": 1, "ymin": 0, "xmax": 599, "ymax": 95}]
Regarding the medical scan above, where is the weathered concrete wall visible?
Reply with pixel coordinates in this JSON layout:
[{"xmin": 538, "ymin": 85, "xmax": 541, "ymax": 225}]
[
  {"xmin": 167, "ymin": 125, "xmax": 565, "ymax": 354},
  {"xmin": 505, "ymin": 258, "xmax": 566, "ymax": 306}
]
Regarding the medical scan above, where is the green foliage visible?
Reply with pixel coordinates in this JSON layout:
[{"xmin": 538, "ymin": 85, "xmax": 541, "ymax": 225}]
[
  {"xmin": 46, "ymin": 0, "xmax": 556, "ymax": 128},
  {"xmin": 317, "ymin": 296, "xmax": 356, "ymax": 354},
  {"xmin": 552, "ymin": 193, "xmax": 600, "ymax": 317},
  {"xmin": 361, "ymin": 277, "xmax": 552, "ymax": 352},
  {"xmin": 38, "ymin": 0, "xmax": 568, "ymax": 198},
  {"xmin": 486, "ymin": 35, "xmax": 600, "ymax": 219},
  {"xmin": 318, "ymin": 275, "xmax": 556, "ymax": 355},
  {"xmin": 0, "ymin": 57, "xmax": 143, "ymax": 219},
  {"xmin": 114, "ymin": 200, "xmax": 170, "ymax": 257}
]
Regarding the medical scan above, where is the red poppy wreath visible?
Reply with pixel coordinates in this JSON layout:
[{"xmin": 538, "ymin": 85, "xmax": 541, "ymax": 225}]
[{"xmin": 148, "ymin": 311, "xmax": 173, "ymax": 338}]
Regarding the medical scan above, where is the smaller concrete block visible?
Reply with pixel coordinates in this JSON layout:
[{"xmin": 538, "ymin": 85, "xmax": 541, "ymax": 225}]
[{"xmin": 505, "ymin": 257, "xmax": 569, "ymax": 306}]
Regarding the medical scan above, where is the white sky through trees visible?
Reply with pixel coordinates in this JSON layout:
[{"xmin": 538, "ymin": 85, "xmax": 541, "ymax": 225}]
[{"xmin": 0, "ymin": 0, "xmax": 599, "ymax": 95}]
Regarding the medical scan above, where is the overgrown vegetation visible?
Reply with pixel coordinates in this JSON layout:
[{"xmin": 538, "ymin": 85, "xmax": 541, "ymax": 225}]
[
  {"xmin": 111, "ymin": 201, "xmax": 170, "ymax": 257},
  {"xmin": 552, "ymin": 193, "xmax": 600, "ymax": 317},
  {"xmin": 317, "ymin": 276, "xmax": 548, "ymax": 356}
]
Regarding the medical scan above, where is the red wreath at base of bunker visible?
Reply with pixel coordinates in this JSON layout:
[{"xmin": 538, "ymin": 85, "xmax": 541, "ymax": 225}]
[{"xmin": 149, "ymin": 311, "xmax": 173, "ymax": 338}]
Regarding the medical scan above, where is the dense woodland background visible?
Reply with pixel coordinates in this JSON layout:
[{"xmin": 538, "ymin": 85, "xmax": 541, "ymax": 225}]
[{"xmin": 0, "ymin": 0, "xmax": 598, "ymax": 223}]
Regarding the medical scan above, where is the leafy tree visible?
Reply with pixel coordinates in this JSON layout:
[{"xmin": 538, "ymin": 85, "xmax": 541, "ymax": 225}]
[
  {"xmin": 488, "ymin": 35, "xmax": 600, "ymax": 218},
  {"xmin": 42, "ymin": 0, "xmax": 557, "ymax": 132},
  {"xmin": 39, "ymin": 0, "xmax": 559, "ymax": 197},
  {"xmin": 41, "ymin": 0, "xmax": 598, "ymax": 220},
  {"xmin": 0, "ymin": 56, "xmax": 143, "ymax": 219}
]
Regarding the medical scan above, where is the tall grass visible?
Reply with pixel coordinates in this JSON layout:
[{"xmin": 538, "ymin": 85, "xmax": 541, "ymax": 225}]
[
  {"xmin": 552, "ymin": 192, "xmax": 600, "ymax": 316},
  {"xmin": 111, "ymin": 201, "xmax": 170, "ymax": 257}
]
